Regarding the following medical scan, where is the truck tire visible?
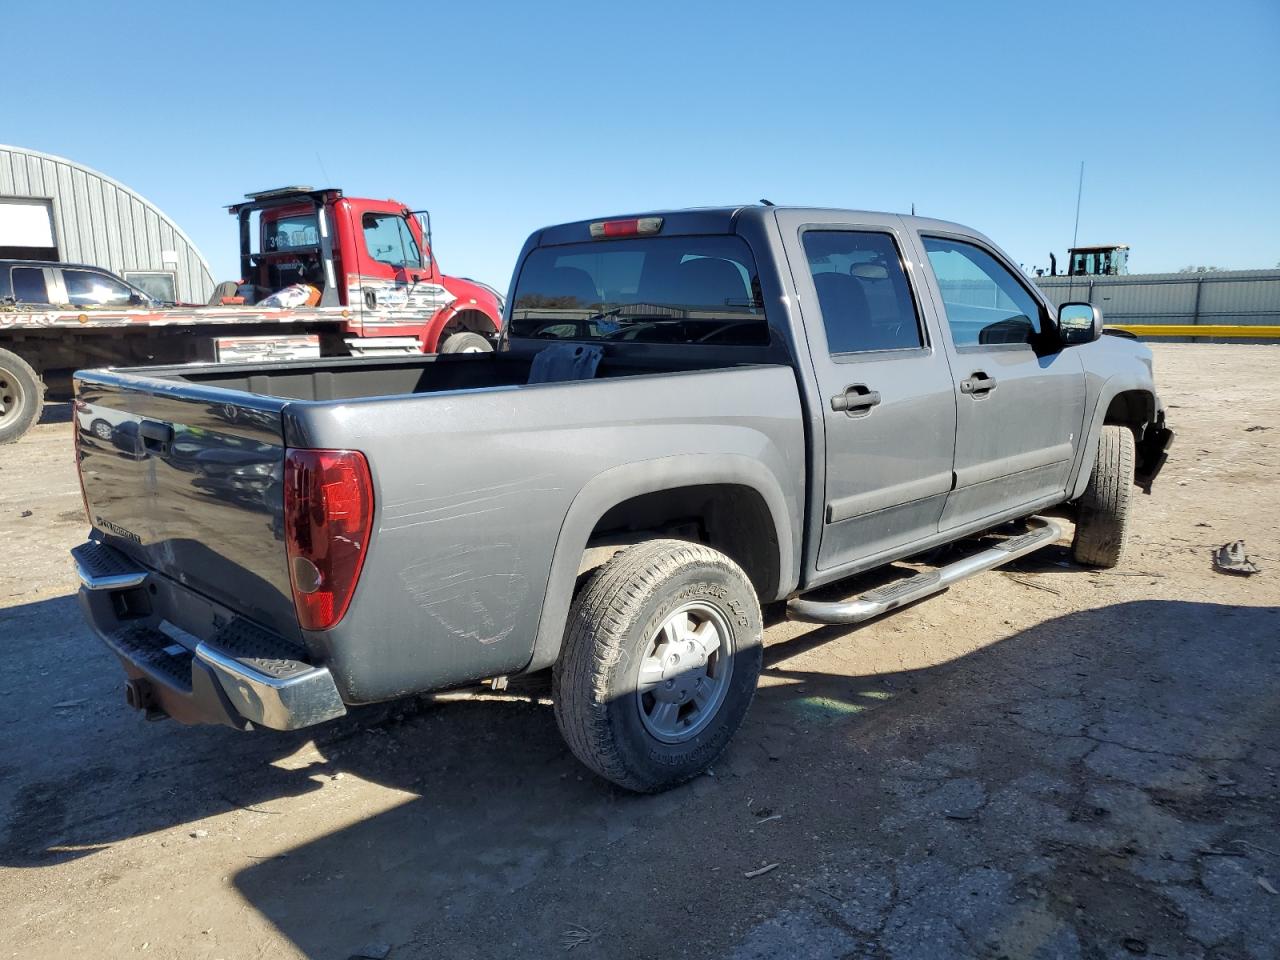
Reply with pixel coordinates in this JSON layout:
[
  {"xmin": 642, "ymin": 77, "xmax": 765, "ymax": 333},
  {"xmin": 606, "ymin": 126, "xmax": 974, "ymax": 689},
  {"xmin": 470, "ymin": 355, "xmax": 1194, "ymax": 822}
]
[
  {"xmin": 0, "ymin": 347, "xmax": 44, "ymax": 445},
  {"xmin": 553, "ymin": 539, "xmax": 763, "ymax": 793},
  {"xmin": 438, "ymin": 331, "xmax": 493, "ymax": 354},
  {"xmin": 1071, "ymin": 424, "xmax": 1135, "ymax": 568}
]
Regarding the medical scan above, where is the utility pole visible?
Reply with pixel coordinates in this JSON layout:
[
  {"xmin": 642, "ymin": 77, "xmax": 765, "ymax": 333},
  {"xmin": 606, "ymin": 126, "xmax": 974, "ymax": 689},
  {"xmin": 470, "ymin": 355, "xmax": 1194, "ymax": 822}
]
[{"xmin": 1071, "ymin": 161, "xmax": 1085, "ymax": 250}]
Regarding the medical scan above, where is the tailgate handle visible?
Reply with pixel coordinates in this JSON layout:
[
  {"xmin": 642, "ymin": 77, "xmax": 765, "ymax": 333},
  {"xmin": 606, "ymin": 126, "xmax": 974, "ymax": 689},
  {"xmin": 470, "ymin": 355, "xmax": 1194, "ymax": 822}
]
[{"xmin": 139, "ymin": 420, "xmax": 173, "ymax": 454}]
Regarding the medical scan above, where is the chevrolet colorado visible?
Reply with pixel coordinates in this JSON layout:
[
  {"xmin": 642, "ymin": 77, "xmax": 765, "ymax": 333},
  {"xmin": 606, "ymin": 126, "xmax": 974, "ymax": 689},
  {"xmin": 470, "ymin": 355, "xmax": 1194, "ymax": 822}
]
[{"xmin": 70, "ymin": 206, "xmax": 1172, "ymax": 792}]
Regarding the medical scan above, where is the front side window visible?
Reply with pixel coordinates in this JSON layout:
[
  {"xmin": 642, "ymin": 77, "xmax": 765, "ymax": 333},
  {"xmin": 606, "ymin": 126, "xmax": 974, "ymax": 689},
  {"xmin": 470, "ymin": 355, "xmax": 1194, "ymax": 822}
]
[
  {"xmin": 803, "ymin": 231, "xmax": 922, "ymax": 353},
  {"xmin": 509, "ymin": 235, "xmax": 767, "ymax": 346},
  {"xmin": 10, "ymin": 267, "xmax": 48, "ymax": 303},
  {"xmin": 63, "ymin": 269, "xmax": 136, "ymax": 307},
  {"xmin": 923, "ymin": 237, "xmax": 1043, "ymax": 347},
  {"xmin": 362, "ymin": 213, "xmax": 421, "ymax": 268}
]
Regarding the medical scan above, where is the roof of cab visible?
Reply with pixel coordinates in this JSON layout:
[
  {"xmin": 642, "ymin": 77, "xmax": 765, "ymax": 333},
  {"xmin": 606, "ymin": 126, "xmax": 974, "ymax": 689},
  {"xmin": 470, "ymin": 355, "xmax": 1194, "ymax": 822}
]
[{"xmin": 531, "ymin": 204, "xmax": 985, "ymax": 247}]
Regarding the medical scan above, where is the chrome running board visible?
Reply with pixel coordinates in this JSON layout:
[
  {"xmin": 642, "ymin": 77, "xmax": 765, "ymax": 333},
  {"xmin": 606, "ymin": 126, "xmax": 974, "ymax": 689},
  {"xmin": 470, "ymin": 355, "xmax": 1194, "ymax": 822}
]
[{"xmin": 786, "ymin": 517, "xmax": 1062, "ymax": 625}]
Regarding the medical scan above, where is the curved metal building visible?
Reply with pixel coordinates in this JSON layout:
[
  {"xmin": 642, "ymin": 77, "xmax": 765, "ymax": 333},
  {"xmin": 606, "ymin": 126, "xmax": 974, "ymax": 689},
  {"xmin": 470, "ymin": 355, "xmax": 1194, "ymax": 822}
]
[{"xmin": 0, "ymin": 145, "xmax": 214, "ymax": 303}]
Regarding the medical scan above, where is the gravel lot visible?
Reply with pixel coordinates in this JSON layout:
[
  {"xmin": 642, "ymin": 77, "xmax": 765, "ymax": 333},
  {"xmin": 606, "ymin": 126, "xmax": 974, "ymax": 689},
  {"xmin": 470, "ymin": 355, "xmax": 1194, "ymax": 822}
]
[{"xmin": 1, "ymin": 344, "xmax": 1277, "ymax": 960}]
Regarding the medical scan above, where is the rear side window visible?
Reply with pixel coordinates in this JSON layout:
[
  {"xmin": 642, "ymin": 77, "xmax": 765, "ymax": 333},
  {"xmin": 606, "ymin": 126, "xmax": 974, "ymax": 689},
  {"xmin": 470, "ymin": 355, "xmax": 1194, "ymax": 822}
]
[
  {"xmin": 509, "ymin": 235, "xmax": 767, "ymax": 345},
  {"xmin": 10, "ymin": 267, "xmax": 47, "ymax": 303},
  {"xmin": 803, "ymin": 231, "xmax": 922, "ymax": 353},
  {"xmin": 923, "ymin": 237, "xmax": 1043, "ymax": 347}
]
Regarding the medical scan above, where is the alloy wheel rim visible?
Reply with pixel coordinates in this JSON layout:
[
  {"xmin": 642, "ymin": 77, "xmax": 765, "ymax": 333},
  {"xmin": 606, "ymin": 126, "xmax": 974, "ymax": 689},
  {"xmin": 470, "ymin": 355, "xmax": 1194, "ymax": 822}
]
[{"xmin": 636, "ymin": 600, "xmax": 734, "ymax": 744}]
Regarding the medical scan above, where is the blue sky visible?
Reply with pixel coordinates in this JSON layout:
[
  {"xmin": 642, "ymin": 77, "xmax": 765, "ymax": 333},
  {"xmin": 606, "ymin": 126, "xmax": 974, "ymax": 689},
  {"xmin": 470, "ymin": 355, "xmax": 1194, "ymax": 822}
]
[{"xmin": 5, "ymin": 0, "xmax": 1278, "ymax": 288}]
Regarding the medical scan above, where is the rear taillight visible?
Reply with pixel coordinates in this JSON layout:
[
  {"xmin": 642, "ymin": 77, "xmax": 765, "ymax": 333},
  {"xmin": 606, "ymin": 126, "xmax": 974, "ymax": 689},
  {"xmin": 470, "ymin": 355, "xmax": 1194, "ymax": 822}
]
[{"xmin": 283, "ymin": 448, "xmax": 374, "ymax": 631}]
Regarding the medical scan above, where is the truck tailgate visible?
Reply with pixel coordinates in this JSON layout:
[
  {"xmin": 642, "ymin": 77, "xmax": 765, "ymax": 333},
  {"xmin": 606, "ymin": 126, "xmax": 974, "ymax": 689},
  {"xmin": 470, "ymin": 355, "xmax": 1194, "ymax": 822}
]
[{"xmin": 74, "ymin": 372, "xmax": 298, "ymax": 641}]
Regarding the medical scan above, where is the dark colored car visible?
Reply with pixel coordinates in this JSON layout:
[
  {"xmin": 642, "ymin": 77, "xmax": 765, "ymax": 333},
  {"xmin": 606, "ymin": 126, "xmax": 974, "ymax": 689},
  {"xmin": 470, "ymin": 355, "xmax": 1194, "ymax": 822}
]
[{"xmin": 0, "ymin": 260, "xmax": 161, "ymax": 309}]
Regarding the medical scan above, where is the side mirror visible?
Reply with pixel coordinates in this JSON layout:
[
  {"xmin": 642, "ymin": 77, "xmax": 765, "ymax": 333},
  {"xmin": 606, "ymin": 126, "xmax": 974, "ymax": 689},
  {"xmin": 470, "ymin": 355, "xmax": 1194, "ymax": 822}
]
[
  {"xmin": 1058, "ymin": 301, "xmax": 1103, "ymax": 345},
  {"xmin": 411, "ymin": 211, "xmax": 435, "ymax": 275}
]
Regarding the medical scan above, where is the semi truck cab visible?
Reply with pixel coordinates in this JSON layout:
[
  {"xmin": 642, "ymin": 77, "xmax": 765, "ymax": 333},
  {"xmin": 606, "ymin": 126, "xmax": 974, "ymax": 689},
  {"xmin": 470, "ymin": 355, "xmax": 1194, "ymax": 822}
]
[{"xmin": 231, "ymin": 187, "xmax": 502, "ymax": 354}]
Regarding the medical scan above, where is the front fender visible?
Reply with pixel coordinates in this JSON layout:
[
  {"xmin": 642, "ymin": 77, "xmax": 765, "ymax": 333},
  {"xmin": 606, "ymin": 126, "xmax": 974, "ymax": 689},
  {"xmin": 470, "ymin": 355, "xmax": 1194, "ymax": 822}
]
[
  {"xmin": 423, "ymin": 280, "xmax": 502, "ymax": 350},
  {"xmin": 523, "ymin": 454, "xmax": 799, "ymax": 674},
  {"xmin": 1067, "ymin": 373, "xmax": 1158, "ymax": 500}
]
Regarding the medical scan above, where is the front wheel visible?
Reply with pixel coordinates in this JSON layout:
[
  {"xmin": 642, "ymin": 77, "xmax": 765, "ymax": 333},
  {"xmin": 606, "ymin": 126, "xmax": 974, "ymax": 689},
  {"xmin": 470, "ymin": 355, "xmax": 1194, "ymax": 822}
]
[
  {"xmin": 0, "ymin": 347, "xmax": 44, "ymax": 445},
  {"xmin": 553, "ymin": 539, "xmax": 763, "ymax": 793},
  {"xmin": 1071, "ymin": 424, "xmax": 1135, "ymax": 568},
  {"xmin": 438, "ymin": 331, "xmax": 493, "ymax": 354}
]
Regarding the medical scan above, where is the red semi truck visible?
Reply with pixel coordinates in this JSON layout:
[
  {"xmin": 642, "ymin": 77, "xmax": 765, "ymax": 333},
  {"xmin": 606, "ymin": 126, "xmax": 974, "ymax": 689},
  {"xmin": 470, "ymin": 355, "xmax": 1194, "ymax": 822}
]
[{"xmin": 0, "ymin": 186, "xmax": 503, "ymax": 443}]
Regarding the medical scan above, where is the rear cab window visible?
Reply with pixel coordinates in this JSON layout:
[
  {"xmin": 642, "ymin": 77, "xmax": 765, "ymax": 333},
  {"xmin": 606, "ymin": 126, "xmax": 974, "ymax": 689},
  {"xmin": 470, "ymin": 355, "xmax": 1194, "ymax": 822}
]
[
  {"xmin": 266, "ymin": 214, "xmax": 319, "ymax": 252},
  {"xmin": 509, "ymin": 235, "xmax": 768, "ymax": 346}
]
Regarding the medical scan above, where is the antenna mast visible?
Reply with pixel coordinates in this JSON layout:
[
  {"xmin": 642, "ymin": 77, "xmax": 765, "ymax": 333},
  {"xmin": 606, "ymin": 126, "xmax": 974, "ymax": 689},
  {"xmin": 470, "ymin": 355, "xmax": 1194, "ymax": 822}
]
[{"xmin": 1071, "ymin": 161, "xmax": 1085, "ymax": 249}]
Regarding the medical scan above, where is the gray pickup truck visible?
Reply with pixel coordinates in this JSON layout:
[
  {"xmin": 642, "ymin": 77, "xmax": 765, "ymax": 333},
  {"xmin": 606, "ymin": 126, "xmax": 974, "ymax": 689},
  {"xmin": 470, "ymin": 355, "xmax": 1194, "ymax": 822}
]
[{"xmin": 70, "ymin": 206, "xmax": 1172, "ymax": 792}]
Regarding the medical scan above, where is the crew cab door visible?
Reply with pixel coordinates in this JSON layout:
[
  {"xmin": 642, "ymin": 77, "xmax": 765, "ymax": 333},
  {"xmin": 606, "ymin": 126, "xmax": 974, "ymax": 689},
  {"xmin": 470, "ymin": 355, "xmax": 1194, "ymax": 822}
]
[
  {"xmin": 913, "ymin": 232, "xmax": 1085, "ymax": 530},
  {"xmin": 777, "ymin": 211, "xmax": 957, "ymax": 571},
  {"xmin": 354, "ymin": 206, "xmax": 421, "ymax": 294}
]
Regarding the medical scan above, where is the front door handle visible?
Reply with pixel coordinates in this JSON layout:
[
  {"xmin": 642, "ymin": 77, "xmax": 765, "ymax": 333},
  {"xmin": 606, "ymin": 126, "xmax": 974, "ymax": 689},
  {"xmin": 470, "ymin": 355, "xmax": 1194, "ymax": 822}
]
[
  {"xmin": 831, "ymin": 385, "xmax": 882, "ymax": 415},
  {"xmin": 959, "ymin": 372, "xmax": 997, "ymax": 396}
]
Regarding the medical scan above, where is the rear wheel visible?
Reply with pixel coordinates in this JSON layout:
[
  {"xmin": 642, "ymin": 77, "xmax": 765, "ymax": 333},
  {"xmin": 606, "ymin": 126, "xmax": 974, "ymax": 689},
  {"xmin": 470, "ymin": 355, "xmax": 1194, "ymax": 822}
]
[
  {"xmin": 553, "ymin": 539, "xmax": 763, "ymax": 793},
  {"xmin": 0, "ymin": 347, "xmax": 44, "ymax": 445},
  {"xmin": 438, "ymin": 331, "xmax": 493, "ymax": 354},
  {"xmin": 1072, "ymin": 424, "xmax": 1135, "ymax": 568}
]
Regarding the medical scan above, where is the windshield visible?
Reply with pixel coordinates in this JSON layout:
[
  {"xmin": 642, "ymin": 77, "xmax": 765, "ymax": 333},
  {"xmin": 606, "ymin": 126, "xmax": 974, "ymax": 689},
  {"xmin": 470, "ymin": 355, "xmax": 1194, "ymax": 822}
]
[{"xmin": 508, "ymin": 235, "xmax": 767, "ymax": 345}]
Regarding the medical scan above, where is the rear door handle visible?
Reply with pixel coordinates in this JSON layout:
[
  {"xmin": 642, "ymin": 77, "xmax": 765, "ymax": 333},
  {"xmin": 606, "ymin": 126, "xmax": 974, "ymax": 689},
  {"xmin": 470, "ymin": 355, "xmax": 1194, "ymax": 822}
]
[
  {"xmin": 831, "ymin": 385, "xmax": 882, "ymax": 415},
  {"xmin": 959, "ymin": 373, "xmax": 997, "ymax": 396}
]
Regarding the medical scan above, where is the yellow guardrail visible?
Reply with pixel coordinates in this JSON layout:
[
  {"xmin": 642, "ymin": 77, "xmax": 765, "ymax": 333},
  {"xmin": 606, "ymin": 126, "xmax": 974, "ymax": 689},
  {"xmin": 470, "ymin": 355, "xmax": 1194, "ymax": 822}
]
[{"xmin": 1108, "ymin": 324, "xmax": 1280, "ymax": 338}]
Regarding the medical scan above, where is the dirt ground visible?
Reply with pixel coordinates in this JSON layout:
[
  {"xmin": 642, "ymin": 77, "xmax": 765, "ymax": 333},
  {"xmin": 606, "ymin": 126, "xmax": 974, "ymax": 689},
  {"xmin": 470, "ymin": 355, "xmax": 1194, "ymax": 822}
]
[{"xmin": 1, "ymin": 344, "xmax": 1277, "ymax": 960}]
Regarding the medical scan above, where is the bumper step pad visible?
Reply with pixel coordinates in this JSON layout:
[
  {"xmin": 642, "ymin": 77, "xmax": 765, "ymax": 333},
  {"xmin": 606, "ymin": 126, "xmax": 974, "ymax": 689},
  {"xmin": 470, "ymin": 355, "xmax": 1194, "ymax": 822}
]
[{"xmin": 73, "ymin": 539, "xmax": 347, "ymax": 731}]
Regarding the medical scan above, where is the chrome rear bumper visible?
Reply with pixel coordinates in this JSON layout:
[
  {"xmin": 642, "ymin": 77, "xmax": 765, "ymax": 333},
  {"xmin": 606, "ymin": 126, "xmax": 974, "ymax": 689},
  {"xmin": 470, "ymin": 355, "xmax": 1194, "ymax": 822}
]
[{"xmin": 72, "ymin": 540, "xmax": 346, "ymax": 731}]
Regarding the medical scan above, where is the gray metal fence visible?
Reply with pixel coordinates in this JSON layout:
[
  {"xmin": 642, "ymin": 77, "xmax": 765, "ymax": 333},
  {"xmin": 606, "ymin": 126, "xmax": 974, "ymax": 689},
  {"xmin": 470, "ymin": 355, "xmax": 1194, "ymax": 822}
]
[{"xmin": 1034, "ymin": 269, "xmax": 1280, "ymax": 338}]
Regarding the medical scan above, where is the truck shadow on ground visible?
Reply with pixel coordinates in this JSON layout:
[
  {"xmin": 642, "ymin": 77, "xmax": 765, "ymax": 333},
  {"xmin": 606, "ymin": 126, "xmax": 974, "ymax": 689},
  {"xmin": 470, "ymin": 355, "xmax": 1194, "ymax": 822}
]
[{"xmin": 5, "ymin": 589, "xmax": 1277, "ymax": 958}]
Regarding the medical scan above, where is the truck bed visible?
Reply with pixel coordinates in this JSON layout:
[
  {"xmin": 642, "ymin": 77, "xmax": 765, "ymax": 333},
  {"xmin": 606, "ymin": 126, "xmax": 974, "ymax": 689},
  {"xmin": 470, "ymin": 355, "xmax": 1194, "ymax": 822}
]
[
  {"xmin": 140, "ymin": 349, "xmax": 769, "ymax": 400},
  {"xmin": 73, "ymin": 349, "xmax": 806, "ymax": 702}
]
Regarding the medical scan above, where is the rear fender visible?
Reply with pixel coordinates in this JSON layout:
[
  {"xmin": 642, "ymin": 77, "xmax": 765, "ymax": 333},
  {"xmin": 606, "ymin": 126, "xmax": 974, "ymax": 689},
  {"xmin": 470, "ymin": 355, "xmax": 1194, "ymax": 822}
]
[{"xmin": 523, "ymin": 454, "xmax": 798, "ymax": 673}]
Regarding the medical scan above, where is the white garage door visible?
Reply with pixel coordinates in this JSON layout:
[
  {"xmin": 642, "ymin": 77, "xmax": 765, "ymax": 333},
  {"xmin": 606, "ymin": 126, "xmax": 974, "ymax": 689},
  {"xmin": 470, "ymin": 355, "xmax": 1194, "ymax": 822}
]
[{"xmin": 0, "ymin": 198, "xmax": 57, "ymax": 255}]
